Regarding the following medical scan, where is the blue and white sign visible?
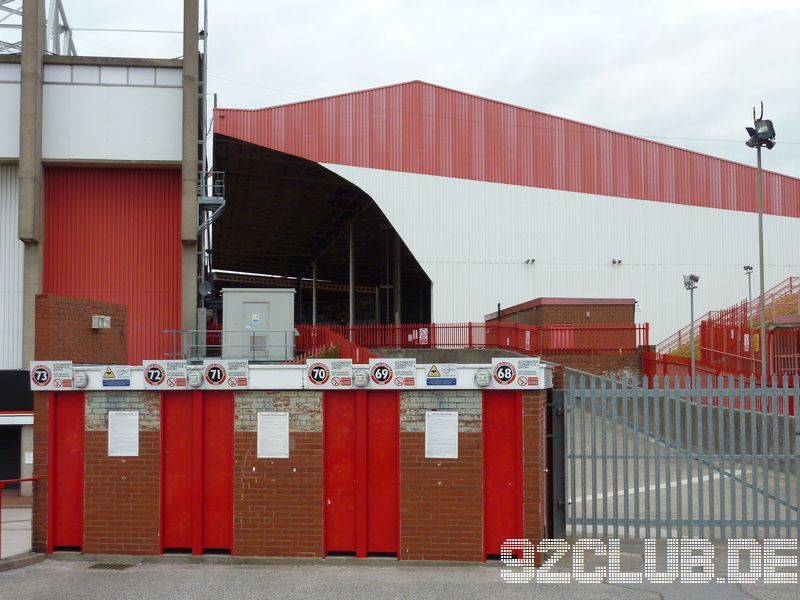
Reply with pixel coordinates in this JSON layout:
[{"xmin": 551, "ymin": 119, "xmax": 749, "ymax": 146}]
[{"xmin": 425, "ymin": 363, "xmax": 458, "ymax": 386}]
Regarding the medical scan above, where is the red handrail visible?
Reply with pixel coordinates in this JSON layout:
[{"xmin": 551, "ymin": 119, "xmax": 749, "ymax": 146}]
[{"xmin": 0, "ymin": 477, "xmax": 38, "ymax": 560}]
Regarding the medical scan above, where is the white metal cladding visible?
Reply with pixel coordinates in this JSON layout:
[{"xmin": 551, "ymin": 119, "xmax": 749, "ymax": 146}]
[
  {"xmin": 42, "ymin": 84, "xmax": 182, "ymax": 162},
  {"xmin": 0, "ymin": 82, "xmax": 20, "ymax": 159},
  {"xmin": 324, "ymin": 164, "xmax": 800, "ymax": 343},
  {"xmin": 0, "ymin": 165, "xmax": 23, "ymax": 369}
]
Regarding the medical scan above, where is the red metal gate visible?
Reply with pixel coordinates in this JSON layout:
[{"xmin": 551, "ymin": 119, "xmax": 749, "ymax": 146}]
[
  {"xmin": 49, "ymin": 392, "xmax": 85, "ymax": 552},
  {"xmin": 162, "ymin": 391, "xmax": 233, "ymax": 554},
  {"xmin": 483, "ymin": 390, "xmax": 522, "ymax": 558},
  {"xmin": 323, "ymin": 390, "xmax": 399, "ymax": 557}
]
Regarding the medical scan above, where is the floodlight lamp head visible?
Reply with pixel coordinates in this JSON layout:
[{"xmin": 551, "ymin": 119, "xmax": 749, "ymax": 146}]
[
  {"xmin": 683, "ymin": 274, "xmax": 699, "ymax": 289},
  {"xmin": 744, "ymin": 265, "xmax": 753, "ymax": 273}
]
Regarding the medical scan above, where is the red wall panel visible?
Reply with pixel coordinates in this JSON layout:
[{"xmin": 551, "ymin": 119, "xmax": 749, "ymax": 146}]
[
  {"xmin": 216, "ymin": 81, "xmax": 799, "ymax": 218},
  {"xmin": 324, "ymin": 391, "xmax": 357, "ymax": 553},
  {"xmin": 44, "ymin": 167, "xmax": 181, "ymax": 363},
  {"xmin": 483, "ymin": 390, "xmax": 522, "ymax": 557},
  {"xmin": 202, "ymin": 391, "xmax": 234, "ymax": 551},
  {"xmin": 366, "ymin": 391, "xmax": 399, "ymax": 554},
  {"xmin": 162, "ymin": 392, "xmax": 192, "ymax": 550},
  {"xmin": 50, "ymin": 392, "xmax": 84, "ymax": 550}
]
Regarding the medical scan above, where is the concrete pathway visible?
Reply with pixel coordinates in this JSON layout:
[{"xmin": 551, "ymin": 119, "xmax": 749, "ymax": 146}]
[{"xmin": 0, "ymin": 558, "xmax": 797, "ymax": 600}]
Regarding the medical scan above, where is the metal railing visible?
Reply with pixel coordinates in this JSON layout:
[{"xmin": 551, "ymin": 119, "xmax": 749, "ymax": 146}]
[
  {"xmin": 294, "ymin": 325, "xmax": 376, "ymax": 364},
  {"xmin": 0, "ymin": 477, "xmax": 37, "ymax": 560},
  {"xmin": 658, "ymin": 275, "xmax": 800, "ymax": 354},
  {"xmin": 322, "ymin": 322, "xmax": 649, "ymax": 355},
  {"xmin": 565, "ymin": 374, "xmax": 799, "ymax": 539},
  {"xmin": 165, "ymin": 329, "xmax": 297, "ymax": 362}
]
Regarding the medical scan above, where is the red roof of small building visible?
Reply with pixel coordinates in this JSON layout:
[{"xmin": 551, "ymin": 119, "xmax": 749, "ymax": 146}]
[{"xmin": 485, "ymin": 297, "xmax": 636, "ymax": 321}]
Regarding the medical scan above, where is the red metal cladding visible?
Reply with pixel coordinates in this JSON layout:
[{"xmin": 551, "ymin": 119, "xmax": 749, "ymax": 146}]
[
  {"xmin": 483, "ymin": 390, "xmax": 522, "ymax": 557},
  {"xmin": 365, "ymin": 391, "xmax": 399, "ymax": 555},
  {"xmin": 162, "ymin": 392, "xmax": 193, "ymax": 550},
  {"xmin": 44, "ymin": 167, "xmax": 182, "ymax": 363},
  {"xmin": 324, "ymin": 391, "xmax": 358, "ymax": 553},
  {"xmin": 324, "ymin": 390, "xmax": 399, "ymax": 556},
  {"xmin": 216, "ymin": 80, "xmax": 799, "ymax": 217},
  {"xmin": 202, "ymin": 391, "xmax": 234, "ymax": 551},
  {"xmin": 51, "ymin": 392, "xmax": 84, "ymax": 550}
]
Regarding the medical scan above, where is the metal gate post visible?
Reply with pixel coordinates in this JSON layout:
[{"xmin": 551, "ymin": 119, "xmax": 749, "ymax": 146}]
[{"xmin": 549, "ymin": 390, "xmax": 566, "ymax": 539}]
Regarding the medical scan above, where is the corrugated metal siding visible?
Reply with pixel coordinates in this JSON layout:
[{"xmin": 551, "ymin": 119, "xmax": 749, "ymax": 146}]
[
  {"xmin": 325, "ymin": 163, "xmax": 800, "ymax": 343},
  {"xmin": 0, "ymin": 165, "xmax": 23, "ymax": 369},
  {"xmin": 44, "ymin": 168, "xmax": 181, "ymax": 363},
  {"xmin": 215, "ymin": 81, "xmax": 799, "ymax": 218}
]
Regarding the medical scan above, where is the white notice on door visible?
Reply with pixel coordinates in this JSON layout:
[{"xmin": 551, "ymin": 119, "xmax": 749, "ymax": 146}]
[
  {"xmin": 257, "ymin": 412, "xmax": 289, "ymax": 458},
  {"xmin": 108, "ymin": 411, "xmax": 139, "ymax": 457},
  {"xmin": 425, "ymin": 411, "xmax": 458, "ymax": 459}
]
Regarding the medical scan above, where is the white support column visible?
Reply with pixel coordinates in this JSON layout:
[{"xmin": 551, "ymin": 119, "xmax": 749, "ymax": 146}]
[{"xmin": 394, "ymin": 232, "xmax": 402, "ymax": 325}]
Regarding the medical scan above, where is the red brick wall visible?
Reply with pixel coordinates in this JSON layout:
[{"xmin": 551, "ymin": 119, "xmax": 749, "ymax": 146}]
[
  {"xmin": 35, "ymin": 294, "xmax": 127, "ymax": 363},
  {"xmin": 32, "ymin": 388, "xmax": 551, "ymax": 561},
  {"xmin": 84, "ymin": 430, "xmax": 161, "ymax": 554},
  {"xmin": 545, "ymin": 353, "xmax": 643, "ymax": 388},
  {"xmin": 234, "ymin": 431, "xmax": 323, "ymax": 557},
  {"xmin": 498, "ymin": 303, "xmax": 634, "ymax": 326},
  {"xmin": 233, "ymin": 392, "xmax": 323, "ymax": 557},
  {"xmin": 31, "ymin": 392, "xmax": 49, "ymax": 553},
  {"xmin": 400, "ymin": 432, "xmax": 484, "ymax": 561}
]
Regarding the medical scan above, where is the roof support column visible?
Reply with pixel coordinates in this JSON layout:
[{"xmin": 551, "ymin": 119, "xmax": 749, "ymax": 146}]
[
  {"xmin": 312, "ymin": 261, "xmax": 317, "ymax": 326},
  {"xmin": 18, "ymin": 0, "xmax": 45, "ymax": 366},
  {"xmin": 394, "ymin": 232, "xmax": 402, "ymax": 325},
  {"xmin": 349, "ymin": 223, "xmax": 355, "ymax": 331},
  {"xmin": 181, "ymin": 0, "xmax": 200, "ymax": 332}
]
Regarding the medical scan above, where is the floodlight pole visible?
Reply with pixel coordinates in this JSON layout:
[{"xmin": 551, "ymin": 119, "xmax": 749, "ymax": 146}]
[
  {"xmin": 746, "ymin": 268, "xmax": 753, "ymax": 329},
  {"xmin": 689, "ymin": 285, "xmax": 695, "ymax": 385},
  {"xmin": 756, "ymin": 145, "xmax": 767, "ymax": 382}
]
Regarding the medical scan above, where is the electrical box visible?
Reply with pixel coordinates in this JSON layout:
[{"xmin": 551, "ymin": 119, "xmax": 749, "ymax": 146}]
[{"xmin": 221, "ymin": 288, "xmax": 295, "ymax": 361}]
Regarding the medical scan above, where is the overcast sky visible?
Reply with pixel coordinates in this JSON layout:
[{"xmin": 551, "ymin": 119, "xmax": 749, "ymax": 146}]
[{"xmin": 63, "ymin": 0, "xmax": 800, "ymax": 177}]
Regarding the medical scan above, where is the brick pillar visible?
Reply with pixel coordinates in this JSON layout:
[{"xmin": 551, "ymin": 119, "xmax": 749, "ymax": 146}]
[
  {"xmin": 83, "ymin": 392, "xmax": 161, "ymax": 554},
  {"xmin": 522, "ymin": 390, "xmax": 548, "ymax": 543},
  {"xmin": 233, "ymin": 391, "xmax": 323, "ymax": 557}
]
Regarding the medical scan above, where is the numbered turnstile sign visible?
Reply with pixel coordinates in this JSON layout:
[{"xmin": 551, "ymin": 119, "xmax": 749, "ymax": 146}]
[
  {"xmin": 490, "ymin": 357, "xmax": 542, "ymax": 389},
  {"xmin": 203, "ymin": 359, "xmax": 249, "ymax": 389},
  {"xmin": 305, "ymin": 359, "xmax": 353, "ymax": 389},
  {"xmin": 29, "ymin": 361, "xmax": 73, "ymax": 390},
  {"xmin": 142, "ymin": 360, "xmax": 188, "ymax": 389},
  {"xmin": 367, "ymin": 358, "xmax": 416, "ymax": 388}
]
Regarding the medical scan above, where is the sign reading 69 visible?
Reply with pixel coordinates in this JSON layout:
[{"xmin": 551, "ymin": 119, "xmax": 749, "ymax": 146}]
[{"xmin": 370, "ymin": 362, "xmax": 394, "ymax": 385}]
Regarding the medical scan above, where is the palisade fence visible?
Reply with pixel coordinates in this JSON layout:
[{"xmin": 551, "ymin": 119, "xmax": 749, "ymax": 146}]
[{"xmin": 564, "ymin": 374, "xmax": 800, "ymax": 540}]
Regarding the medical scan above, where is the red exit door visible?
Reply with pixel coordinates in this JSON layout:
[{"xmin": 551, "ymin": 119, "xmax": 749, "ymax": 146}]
[
  {"xmin": 162, "ymin": 391, "xmax": 233, "ymax": 554},
  {"xmin": 324, "ymin": 390, "xmax": 399, "ymax": 557},
  {"xmin": 483, "ymin": 390, "xmax": 522, "ymax": 558},
  {"xmin": 49, "ymin": 392, "xmax": 85, "ymax": 552}
]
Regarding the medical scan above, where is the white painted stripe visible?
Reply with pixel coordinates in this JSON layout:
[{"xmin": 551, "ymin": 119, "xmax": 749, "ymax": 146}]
[{"xmin": 575, "ymin": 469, "xmax": 748, "ymax": 504}]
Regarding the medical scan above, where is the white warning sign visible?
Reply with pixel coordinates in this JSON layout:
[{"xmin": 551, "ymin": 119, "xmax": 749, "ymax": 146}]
[
  {"xmin": 305, "ymin": 359, "xmax": 353, "ymax": 389},
  {"xmin": 490, "ymin": 357, "xmax": 543, "ymax": 389},
  {"xmin": 203, "ymin": 359, "xmax": 249, "ymax": 388},
  {"xmin": 142, "ymin": 360, "xmax": 188, "ymax": 389},
  {"xmin": 368, "ymin": 358, "xmax": 416, "ymax": 388},
  {"xmin": 29, "ymin": 361, "xmax": 73, "ymax": 390}
]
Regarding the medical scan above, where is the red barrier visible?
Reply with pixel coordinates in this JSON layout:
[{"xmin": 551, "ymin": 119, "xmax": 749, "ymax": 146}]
[{"xmin": 316, "ymin": 322, "xmax": 649, "ymax": 356}]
